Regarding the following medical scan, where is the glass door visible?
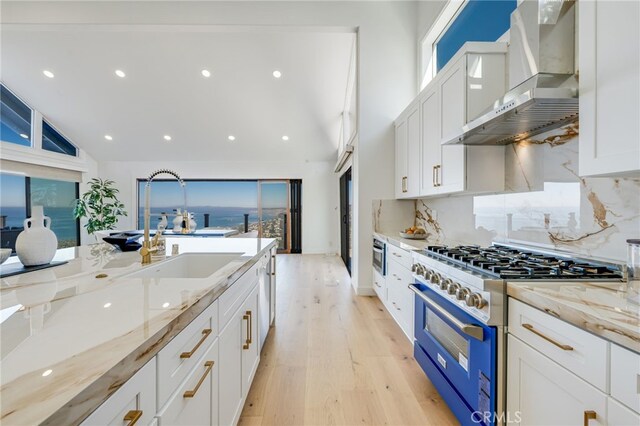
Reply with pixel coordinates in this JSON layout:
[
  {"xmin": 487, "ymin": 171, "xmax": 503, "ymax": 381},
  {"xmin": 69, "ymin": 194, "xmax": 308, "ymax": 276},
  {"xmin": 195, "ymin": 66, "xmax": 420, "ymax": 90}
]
[
  {"xmin": 258, "ymin": 181, "xmax": 290, "ymax": 253},
  {"xmin": 339, "ymin": 168, "xmax": 352, "ymax": 274}
]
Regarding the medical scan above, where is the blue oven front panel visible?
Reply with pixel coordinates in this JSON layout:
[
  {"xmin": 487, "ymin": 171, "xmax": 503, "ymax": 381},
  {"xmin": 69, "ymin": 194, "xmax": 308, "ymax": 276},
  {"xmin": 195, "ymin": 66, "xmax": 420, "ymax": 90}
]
[{"xmin": 413, "ymin": 282, "xmax": 497, "ymax": 426}]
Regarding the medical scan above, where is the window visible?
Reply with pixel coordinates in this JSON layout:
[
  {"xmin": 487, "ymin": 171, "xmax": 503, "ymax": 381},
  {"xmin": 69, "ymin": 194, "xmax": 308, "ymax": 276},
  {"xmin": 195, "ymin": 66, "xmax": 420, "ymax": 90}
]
[
  {"xmin": 0, "ymin": 173, "xmax": 80, "ymax": 253},
  {"xmin": 137, "ymin": 179, "xmax": 300, "ymax": 253},
  {"xmin": 0, "ymin": 84, "xmax": 32, "ymax": 147},
  {"xmin": 42, "ymin": 121, "xmax": 78, "ymax": 156},
  {"xmin": 29, "ymin": 178, "xmax": 80, "ymax": 248}
]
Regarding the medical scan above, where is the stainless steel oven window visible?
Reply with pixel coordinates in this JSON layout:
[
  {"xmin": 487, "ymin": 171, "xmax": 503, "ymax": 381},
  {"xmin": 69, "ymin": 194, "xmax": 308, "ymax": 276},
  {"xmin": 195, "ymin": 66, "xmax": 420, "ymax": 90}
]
[{"xmin": 425, "ymin": 308, "xmax": 470, "ymax": 370}]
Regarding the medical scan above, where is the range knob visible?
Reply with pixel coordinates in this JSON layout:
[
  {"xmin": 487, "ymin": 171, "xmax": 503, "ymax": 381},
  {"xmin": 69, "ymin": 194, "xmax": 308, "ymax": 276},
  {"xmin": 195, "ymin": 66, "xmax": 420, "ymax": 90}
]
[
  {"xmin": 465, "ymin": 293, "xmax": 487, "ymax": 309},
  {"xmin": 455, "ymin": 287, "xmax": 471, "ymax": 301},
  {"xmin": 430, "ymin": 272, "xmax": 442, "ymax": 285},
  {"xmin": 422, "ymin": 268, "xmax": 432, "ymax": 279},
  {"xmin": 447, "ymin": 282, "xmax": 461, "ymax": 295},
  {"xmin": 412, "ymin": 264, "xmax": 424, "ymax": 275},
  {"xmin": 439, "ymin": 278, "xmax": 451, "ymax": 291}
]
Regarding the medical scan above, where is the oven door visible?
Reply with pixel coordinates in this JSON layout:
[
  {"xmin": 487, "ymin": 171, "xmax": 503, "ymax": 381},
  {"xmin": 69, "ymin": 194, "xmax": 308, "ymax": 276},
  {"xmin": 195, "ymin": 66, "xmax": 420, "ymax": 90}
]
[
  {"xmin": 372, "ymin": 239, "xmax": 385, "ymax": 276},
  {"xmin": 410, "ymin": 282, "xmax": 497, "ymax": 425}
]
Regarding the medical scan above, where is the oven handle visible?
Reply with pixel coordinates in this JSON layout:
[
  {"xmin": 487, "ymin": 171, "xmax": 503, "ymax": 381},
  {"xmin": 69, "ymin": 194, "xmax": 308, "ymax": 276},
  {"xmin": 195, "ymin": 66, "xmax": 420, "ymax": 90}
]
[
  {"xmin": 373, "ymin": 247, "xmax": 384, "ymax": 254},
  {"xmin": 409, "ymin": 284, "xmax": 484, "ymax": 342}
]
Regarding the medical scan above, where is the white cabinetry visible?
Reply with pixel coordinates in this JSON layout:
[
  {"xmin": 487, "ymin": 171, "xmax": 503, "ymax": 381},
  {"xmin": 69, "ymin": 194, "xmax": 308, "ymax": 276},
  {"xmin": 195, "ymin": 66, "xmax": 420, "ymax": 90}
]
[
  {"xmin": 373, "ymin": 268, "xmax": 386, "ymax": 300},
  {"xmin": 219, "ymin": 304, "xmax": 244, "ymax": 426},
  {"xmin": 156, "ymin": 340, "xmax": 219, "ymax": 426},
  {"xmin": 396, "ymin": 43, "xmax": 507, "ymax": 199},
  {"xmin": 507, "ymin": 298, "xmax": 640, "ymax": 425},
  {"xmin": 395, "ymin": 100, "xmax": 420, "ymax": 198},
  {"xmin": 507, "ymin": 334, "xmax": 606, "ymax": 426},
  {"xmin": 379, "ymin": 243, "xmax": 413, "ymax": 342},
  {"xmin": 579, "ymin": 0, "xmax": 640, "ymax": 177},
  {"xmin": 81, "ymin": 358, "xmax": 157, "ymax": 426}
]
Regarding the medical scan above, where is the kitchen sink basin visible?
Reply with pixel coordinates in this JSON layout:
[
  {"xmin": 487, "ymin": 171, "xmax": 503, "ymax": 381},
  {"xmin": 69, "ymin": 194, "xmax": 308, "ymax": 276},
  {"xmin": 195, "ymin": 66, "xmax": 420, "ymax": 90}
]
[{"xmin": 124, "ymin": 253, "xmax": 243, "ymax": 279}]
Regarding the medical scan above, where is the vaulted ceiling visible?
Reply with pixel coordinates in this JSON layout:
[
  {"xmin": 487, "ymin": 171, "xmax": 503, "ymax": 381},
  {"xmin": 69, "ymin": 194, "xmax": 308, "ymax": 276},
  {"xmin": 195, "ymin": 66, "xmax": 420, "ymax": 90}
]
[{"xmin": 1, "ymin": 25, "xmax": 355, "ymax": 162}]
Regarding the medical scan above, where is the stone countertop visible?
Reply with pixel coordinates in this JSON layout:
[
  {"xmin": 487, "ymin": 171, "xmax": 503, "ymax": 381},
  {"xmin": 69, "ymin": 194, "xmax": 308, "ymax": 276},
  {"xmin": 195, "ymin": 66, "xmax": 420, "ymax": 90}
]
[
  {"xmin": 507, "ymin": 280, "xmax": 640, "ymax": 354},
  {"xmin": 0, "ymin": 237, "xmax": 277, "ymax": 425},
  {"xmin": 373, "ymin": 231, "xmax": 429, "ymax": 251}
]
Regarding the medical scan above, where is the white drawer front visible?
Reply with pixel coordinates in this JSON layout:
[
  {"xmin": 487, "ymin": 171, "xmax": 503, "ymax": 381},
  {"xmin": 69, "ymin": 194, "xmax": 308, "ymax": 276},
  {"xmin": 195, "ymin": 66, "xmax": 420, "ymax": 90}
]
[
  {"xmin": 219, "ymin": 261, "xmax": 260, "ymax": 330},
  {"xmin": 157, "ymin": 301, "xmax": 218, "ymax": 409},
  {"xmin": 156, "ymin": 339, "xmax": 219, "ymax": 426},
  {"xmin": 82, "ymin": 358, "xmax": 156, "ymax": 426},
  {"xmin": 611, "ymin": 344, "xmax": 640, "ymax": 414},
  {"xmin": 373, "ymin": 268, "xmax": 386, "ymax": 301},
  {"xmin": 508, "ymin": 298, "xmax": 608, "ymax": 391},
  {"xmin": 608, "ymin": 397, "xmax": 640, "ymax": 426},
  {"xmin": 387, "ymin": 244, "xmax": 413, "ymax": 270}
]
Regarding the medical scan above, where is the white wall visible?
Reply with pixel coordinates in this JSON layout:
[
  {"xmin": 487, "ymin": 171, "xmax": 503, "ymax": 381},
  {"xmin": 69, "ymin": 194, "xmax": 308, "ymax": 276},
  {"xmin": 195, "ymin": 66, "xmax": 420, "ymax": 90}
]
[
  {"xmin": 99, "ymin": 160, "xmax": 337, "ymax": 254},
  {"xmin": 2, "ymin": 0, "xmax": 424, "ymax": 293}
]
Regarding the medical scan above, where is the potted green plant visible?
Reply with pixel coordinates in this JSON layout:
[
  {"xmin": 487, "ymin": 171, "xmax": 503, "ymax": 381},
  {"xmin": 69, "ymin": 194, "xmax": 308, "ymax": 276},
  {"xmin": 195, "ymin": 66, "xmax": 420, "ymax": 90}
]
[{"xmin": 73, "ymin": 178, "xmax": 128, "ymax": 236}]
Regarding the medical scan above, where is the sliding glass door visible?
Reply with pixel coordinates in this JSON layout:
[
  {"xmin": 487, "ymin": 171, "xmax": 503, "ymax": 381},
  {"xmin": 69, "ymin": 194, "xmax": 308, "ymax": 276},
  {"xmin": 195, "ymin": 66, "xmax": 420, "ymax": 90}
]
[{"xmin": 258, "ymin": 181, "xmax": 290, "ymax": 253}]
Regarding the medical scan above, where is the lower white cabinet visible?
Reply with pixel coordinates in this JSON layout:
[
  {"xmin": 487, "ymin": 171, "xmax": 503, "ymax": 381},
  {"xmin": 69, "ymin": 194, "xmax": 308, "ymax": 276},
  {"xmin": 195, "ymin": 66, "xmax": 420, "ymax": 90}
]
[
  {"xmin": 380, "ymin": 244, "xmax": 414, "ymax": 342},
  {"xmin": 156, "ymin": 340, "xmax": 219, "ymax": 426},
  {"xmin": 373, "ymin": 268, "xmax": 386, "ymax": 300},
  {"xmin": 507, "ymin": 334, "xmax": 607, "ymax": 426},
  {"xmin": 81, "ymin": 358, "xmax": 157, "ymax": 426},
  {"xmin": 608, "ymin": 397, "xmax": 640, "ymax": 426}
]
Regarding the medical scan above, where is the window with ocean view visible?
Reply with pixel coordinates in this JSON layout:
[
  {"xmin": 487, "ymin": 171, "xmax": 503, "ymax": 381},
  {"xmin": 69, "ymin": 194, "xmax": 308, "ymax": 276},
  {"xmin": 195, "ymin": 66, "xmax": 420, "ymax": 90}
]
[
  {"xmin": 0, "ymin": 173, "xmax": 80, "ymax": 253},
  {"xmin": 0, "ymin": 85, "xmax": 32, "ymax": 147},
  {"xmin": 137, "ymin": 179, "xmax": 296, "ymax": 252}
]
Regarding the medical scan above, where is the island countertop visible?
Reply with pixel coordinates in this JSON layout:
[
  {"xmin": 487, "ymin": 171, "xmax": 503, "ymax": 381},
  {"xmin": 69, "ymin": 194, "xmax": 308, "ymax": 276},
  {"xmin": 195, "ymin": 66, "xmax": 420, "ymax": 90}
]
[
  {"xmin": 0, "ymin": 237, "xmax": 277, "ymax": 425},
  {"xmin": 507, "ymin": 280, "xmax": 640, "ymax": 354}
]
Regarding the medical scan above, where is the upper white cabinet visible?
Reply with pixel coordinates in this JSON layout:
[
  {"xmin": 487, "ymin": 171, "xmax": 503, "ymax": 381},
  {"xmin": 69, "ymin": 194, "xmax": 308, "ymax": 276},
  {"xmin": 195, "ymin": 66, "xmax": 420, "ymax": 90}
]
[
  {"xmin": 579, "ymin": 0, "xmax": 640, "ymax": 177},
  {"xmin": 398, "ymin": 43, "xmax": 507, "ymax": 199},
  {"xmin": 395, "ymin": 100, "xmax": 420, "ymax": 198}
]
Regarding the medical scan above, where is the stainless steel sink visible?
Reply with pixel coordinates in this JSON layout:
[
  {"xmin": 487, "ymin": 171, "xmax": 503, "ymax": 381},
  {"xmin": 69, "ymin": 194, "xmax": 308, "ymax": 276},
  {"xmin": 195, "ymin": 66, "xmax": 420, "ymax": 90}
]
[{"xmin": 123, "ymin": 253, "xmax": 243, "ymax": 279}]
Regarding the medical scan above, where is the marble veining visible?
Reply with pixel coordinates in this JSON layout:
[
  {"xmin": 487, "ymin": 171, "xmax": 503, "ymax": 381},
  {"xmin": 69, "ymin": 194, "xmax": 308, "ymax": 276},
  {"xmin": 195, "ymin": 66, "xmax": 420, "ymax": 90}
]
[
  {"xmin": 0, "ymin": 238, "xmax": 276, "ymax": 426},
  {"xmin": 373, "ymin": 231, "xmax": 428, "ymax": 252},
  {"xmin": 507, "ymin": 281, "xmax": 640, "ymax": 354},
  {"xmin": 375, "ymin": 123, "xmax": 640, "ymax": 262}
]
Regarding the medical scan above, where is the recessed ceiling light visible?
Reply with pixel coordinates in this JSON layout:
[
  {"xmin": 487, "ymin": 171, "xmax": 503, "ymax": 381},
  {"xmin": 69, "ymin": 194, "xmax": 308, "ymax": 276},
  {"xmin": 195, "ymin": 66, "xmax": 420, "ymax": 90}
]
[
  {"xmin": 115, "ymin": 69, "xmax": 126, "ymax": 78},
  {"xmin": 19, "ymin": 133, "xmax": 29, "ymax": 139},
  {"xmin": 103, "ymin": 302, "xmax": 112, "ymax": 308},
  {"xmin": 42, "ymin": 369, "xmax": 53, "ymax": 377},
  {"xmin": 164, "ymin": 135, "xmax": 172, "ymax": 141},
  {"xmin": 201, "ymin": 69, "xmax": 211, "ymax": 78},
  {"xmin": 162, "ymin": 302, "xmax": 170, "ymax": 308},
  {"xmin": 282, "ymin": 135, "xmax": 289, "ymax": 141},
  {"xmin": 228, "ymin": 135, "xmax": 236, "ymax": 141},
  {"xmin": 104, "ymin": 135, "xmax": 113, "ymax": 141},
  {"xmin": 43, "ymin": 70, "xmax": 54, "ymax": 78},
  {"xmin": 272, "ymin": 70, "xmax": 282, "ymax": 79}
]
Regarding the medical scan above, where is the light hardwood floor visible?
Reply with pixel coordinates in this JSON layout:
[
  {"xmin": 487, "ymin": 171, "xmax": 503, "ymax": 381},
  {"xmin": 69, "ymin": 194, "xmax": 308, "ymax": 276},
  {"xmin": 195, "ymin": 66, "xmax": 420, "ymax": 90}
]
[{"xmin": 239, "ymin": 254, "xmax": 457, "ymax": 426}]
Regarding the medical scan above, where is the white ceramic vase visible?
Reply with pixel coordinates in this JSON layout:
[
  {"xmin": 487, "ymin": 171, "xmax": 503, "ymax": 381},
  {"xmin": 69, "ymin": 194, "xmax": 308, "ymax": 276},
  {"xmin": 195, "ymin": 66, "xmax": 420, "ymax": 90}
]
[{"xmin": 16, "ymin": 206, "xmax": 58, "ymax": 266}]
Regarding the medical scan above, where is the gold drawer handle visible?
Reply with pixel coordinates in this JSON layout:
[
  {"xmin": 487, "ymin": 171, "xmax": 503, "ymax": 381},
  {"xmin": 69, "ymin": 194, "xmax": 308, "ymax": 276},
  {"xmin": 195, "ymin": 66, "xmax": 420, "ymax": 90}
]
[
  {"xmin": 183, "ymin": 361, "xmax": 214, "ymax": 398},
  {"xmin": 180, "ymin": 329, "xmax": 212, "ymax": 359},
  {"xmin": 123, "ymin": 410, "xmax": 142, "ymax": 426},
  {"xmin": 522, "ymin": 323, "xmax": 574, "ymax": 351},
  {"xmin": 583, "ymin": 410, "xmax": 597, "ymax": 426},
  {"xmin": 243, "ymin": 311, "xmax": 253, "ymax": 349}
]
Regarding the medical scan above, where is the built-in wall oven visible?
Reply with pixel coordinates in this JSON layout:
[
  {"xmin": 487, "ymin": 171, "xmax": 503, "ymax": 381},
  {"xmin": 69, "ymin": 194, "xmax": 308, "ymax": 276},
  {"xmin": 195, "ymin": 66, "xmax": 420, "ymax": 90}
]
[{"xmin": 373, "ymin": 237, "xmax": 386, "ymax": 276}]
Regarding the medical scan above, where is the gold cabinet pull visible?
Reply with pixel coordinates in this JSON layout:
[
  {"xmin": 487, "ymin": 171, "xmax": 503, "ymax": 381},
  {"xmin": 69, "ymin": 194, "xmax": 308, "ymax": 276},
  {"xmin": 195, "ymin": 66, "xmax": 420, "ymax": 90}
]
[
  {"xmin": 435, "ymin": 165, "xmax": 441, "ymax": 186},
  {"xmin": 183, "ymin": 361, "xmax": 214, "ymax": 398},
  {"xmin": 247, "ymin": 310, "xmax": 253, "ymax": 344},
  {"xmin": 432, "ymin": 166, "xmax": 437, "ymax": 187},
  {"xmin": 522, "ymin": 323, "xmax": 574, "ymax": 351},
  {"xmin": 243, "ymin": 311, "xmax": 252, "ymax": 349},
  {"xmin": 180, "ymin": 329, "xmax": 212, "ymax": 359},
  {"xmin": 123, "ymin": 410, "xmax": 142, "ymax": 426},
  {"xmin": 583, "ymin": 410, "xmax": 597, "ymax": 426},
  {"xmin": 401, "ymin": 176, "xmax": 408, "ymax": 193}
]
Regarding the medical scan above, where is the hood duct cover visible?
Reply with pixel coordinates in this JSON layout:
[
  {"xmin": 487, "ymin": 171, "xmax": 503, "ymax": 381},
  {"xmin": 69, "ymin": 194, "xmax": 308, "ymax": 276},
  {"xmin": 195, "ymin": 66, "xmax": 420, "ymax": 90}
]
[{"xmin": 444, "ymin": 0, "xmax": 578, "ymax": 146}]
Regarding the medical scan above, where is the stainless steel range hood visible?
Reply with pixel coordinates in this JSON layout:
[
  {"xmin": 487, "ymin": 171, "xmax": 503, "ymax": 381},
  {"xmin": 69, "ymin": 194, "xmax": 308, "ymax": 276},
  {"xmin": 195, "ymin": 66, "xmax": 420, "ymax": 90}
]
[{"xmin": 444, "ymin": 0, "xmax": 578, "ymax": 146}]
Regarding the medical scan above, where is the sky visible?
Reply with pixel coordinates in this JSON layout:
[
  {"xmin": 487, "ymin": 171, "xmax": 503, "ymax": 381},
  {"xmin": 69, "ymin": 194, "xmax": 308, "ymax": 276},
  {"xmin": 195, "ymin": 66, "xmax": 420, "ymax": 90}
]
[
  {"xmin": 0, "ymin": 173, "xmax": 26, "ymax": 207},
  {"xmin": 139, "ymin": 180, "xmax": 288, "ymax": 208}
]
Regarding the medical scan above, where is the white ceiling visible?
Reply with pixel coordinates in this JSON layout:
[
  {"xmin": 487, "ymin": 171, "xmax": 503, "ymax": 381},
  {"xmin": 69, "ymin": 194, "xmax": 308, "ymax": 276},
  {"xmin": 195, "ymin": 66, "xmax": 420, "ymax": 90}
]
[{"xmin": 0, "ymin": 25, "xmax": 355, "ymax": 162}]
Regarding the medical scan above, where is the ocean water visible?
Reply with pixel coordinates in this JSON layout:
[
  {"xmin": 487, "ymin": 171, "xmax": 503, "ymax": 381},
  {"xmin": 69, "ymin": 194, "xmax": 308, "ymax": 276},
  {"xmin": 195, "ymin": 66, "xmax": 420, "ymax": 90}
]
[
  {"xmin": 137, "ymin": 206, "xmax": 286, "ymax": 230},
  {"xmin": 0, "ymin": 206, "xmax": 78, "ymax": 245}
]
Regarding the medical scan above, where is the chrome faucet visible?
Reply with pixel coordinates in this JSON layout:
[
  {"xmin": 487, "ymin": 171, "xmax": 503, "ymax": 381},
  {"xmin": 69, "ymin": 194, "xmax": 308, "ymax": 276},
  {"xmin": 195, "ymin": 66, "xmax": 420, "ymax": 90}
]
[{"xmin": 140, "ymin": 169, "xmax": 186, "ymax": 265}]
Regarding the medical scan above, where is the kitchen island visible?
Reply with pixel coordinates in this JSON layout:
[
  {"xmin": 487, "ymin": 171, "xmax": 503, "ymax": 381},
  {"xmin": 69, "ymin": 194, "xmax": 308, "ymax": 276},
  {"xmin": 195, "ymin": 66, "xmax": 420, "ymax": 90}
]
[{"xmin": 0, "ymin": 237, "xmax": 277, "ymax": 425}]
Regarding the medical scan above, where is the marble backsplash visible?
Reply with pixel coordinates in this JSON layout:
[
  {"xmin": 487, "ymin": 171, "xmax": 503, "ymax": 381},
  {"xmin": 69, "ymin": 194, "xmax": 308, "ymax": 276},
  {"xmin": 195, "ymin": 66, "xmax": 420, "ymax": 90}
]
[{"xmin": 375, "ymin": 123, "xmax": 640, "ymax": 262}]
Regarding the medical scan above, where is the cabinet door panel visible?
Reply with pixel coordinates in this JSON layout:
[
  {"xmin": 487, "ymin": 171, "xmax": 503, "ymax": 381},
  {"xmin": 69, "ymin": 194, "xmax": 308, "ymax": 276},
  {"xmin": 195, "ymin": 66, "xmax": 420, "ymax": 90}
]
[
  {"xmin": 608, "ymin": 397, "xmax": 640, "ymax": 426},
  {"xmin": 507, "ymin": 335, "xmax": 606, "ymax": 426},
  {"xmin": 242, "ymin": 286, "xmax": 260, "ymax": 397},
  {"xmin": 579, "ymin": 0, "xmax": 640, "ymax": 176},
  {"xmin": 420, "ymin": 87, "xmax": 440, "ymax": 196},
  {"xmin": 219, "ymin": 312, "xmax": 243, "ymax": 426},
  {"xmin": 406, "ymin": 106, "xmax": 421, "ymax": 197},
  {"xmin": 395, "ymin": 121, "xmax": 408, "ymax": 198},
  {"xmin": 440, "ymin": 57, "xmax": 466, "ymax": 145},
  {"xmin": 156, "ymin": 340, "xmax": 218, "ymax": 426}
]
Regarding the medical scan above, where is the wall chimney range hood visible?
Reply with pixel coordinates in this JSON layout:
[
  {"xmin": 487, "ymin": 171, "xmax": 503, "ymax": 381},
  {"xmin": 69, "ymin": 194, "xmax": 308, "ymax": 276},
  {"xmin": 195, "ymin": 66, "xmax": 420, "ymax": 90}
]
[{"xmin": 443, "ymin": 0, "xmax": 578, "ymax": 146}]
